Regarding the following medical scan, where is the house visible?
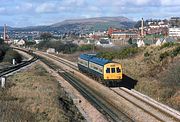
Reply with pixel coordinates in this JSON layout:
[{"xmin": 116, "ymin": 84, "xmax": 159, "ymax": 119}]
[
  {"xmin": 72, "ymin": 40, "xmax": 86, "ymax": 45},
  {"xmin": 13, "ymin": 39, "xmax": 19, "ymax": 44},
  {"xmin": 34, "ymin": 39, "xmax": 42, "ymax": 44},
  {"xmin": 155, "ymin": 39, "xmax": 162, "ymax": 46},
  {"xmin": 47, "ymin": 48, "xmax": 55, "ymax": 53},
  {"xmin": 137, "ymin": 39, "xmax": 145, "ymax": 47},
  {"xmin": 96, "ymin": 38, "xmax": 113, "ymax": 47},
  {"xmin": 17, "ymin": 39, "xmax": 26, "ymax": 46},
  {"xmin": 155, "ymin": 38, "xmax": 174, "ymax": 46}
]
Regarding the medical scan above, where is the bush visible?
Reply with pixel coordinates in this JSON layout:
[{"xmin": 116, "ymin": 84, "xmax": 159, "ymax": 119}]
[
  {"xmin": 144, "ymin": 52, "xmax": 150, "ymax": 57},
  {"xmin": 161, "ymin": 62, "xmax": 180, "ymax": 85},
  {"xmin": 97, "ymin": 47, "xmax": 139, "ymax": 60},
  {"xmin": 25, "ymin": 41, "xmax": 36, "ymax": 46},
  {"xmin": 3, "ymin": 50, "xmax": 22, "ymax": 63},
  {"xmin": 37, "ymin": 41, "xmax": 79, "ymax": 54},
  {"xmin": 97, "ymin": 52, "xmax": 115, "ymax": 60},
  {"xmin": 78, "ymin": 44, "xmax": 93, "ymax": 51},
  {"xmin": 118, "ymin": 47, "xmax": 139, "ymax": 59},
  {"xmin": 159, "ymin": 51, "xmax": 169, "ymax": 61},
  {"xmin": 170, "ymin": 46, "xmax": 180, "ymax": 57},
  {"xmin": 0, "ymin": 44, "xmax": 10, "ymax": 61},
  {"xmin": 159, "ymin": 45, "xmax": 180, "ymax": 61},
  {"xmin": 160, "ymin": 42, "xmax": 175, "ymax": 49},
  {"xmin": 62, "ymin": 43, "xmax": 78, "ymax": 54}
]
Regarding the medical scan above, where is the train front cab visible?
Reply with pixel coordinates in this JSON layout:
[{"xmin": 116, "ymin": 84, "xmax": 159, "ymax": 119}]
[{"xmin": 103, "ymin": 63, "xmax": 122, "ymax": 81}]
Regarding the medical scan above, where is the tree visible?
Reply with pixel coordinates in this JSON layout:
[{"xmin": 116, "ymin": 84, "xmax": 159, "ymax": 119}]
[
  {"xmin": 3, "ymin": 50, "xmax": 22, "ymax": 63},
  {"xmin": 134, "ymin": 20, "xmax": 141, "ymax": 28},
  {"xmin": 0, "ymin": 38, "xmax": 4, "ymax": 45},
  {"xmin": 128, "ymin": 38, "xmax": 133, "ymax": 45},
  {"xmin": 40, "ymin": 32, "xmax": 52, "ymax": 41},
  {"xmin": 0, "ymin": 43, "xmax": 10, "ymax": 61},
  {"xmin": 25, "ymin": 41, "xmax": 36, "ymax": 46}
]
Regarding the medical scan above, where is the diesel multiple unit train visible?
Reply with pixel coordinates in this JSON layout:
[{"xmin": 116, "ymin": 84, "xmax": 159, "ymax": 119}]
[{"xmin": 77, "ymin": 54, "xmax": 123, "ymax": 86}]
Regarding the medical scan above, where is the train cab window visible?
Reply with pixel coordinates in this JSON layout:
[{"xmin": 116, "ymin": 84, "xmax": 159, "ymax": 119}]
[
  {"xmin": 111, "ymin": 68, "xmax": 116, "ymax": 73},
  {"xmin": 106, "ymin": 68, "xmax": 110, "ymax": 73},
  {"xmin": 116, "ymin": 67, "xmax": 121, "ymax": 73}
]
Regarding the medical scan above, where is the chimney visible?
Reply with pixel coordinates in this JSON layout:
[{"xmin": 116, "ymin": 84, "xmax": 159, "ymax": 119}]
[
  {"xmin": 3, "ymin": 24, "xmax": 6, "ymax": 41},
  {"xmin": 141, "ymin": 18, "xmax": 144, "ymax": 37}
]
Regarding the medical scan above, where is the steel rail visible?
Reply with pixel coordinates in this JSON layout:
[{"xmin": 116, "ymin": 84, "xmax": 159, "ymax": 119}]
[
  {"xmin": 39, "ymin": 56, "xmax": 133, "ymax": 122},
  {"xmin": 43, "ymin": 53, "xmax": 180, "ymax": 122},
  {"xmin": 112, "ymin": 87, "xmax": 180, "ymax": 122}
]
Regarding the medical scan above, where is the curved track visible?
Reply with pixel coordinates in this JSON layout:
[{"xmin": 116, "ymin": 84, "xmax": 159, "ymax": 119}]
[
  {"xmin": 39, "ymin": 54, "xmax": 133, "ymax": 122},
  {"xmin": 0, "ymin": 51, "xmax": 38, "ymax": 77},
  {"xmin": 40, "ymin": 52, "xmax": 180, "ymax": 122}
]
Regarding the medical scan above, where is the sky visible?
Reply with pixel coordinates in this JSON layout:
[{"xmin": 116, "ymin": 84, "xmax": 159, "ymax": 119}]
[{"xmin": 0, "ymin": 0, "xmax": 179, "ymax": 27}]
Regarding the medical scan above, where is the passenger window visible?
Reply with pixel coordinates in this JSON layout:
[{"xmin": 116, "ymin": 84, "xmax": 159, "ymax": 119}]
[
  {"xmin": 116, "ymin": 67, "xmax": 121, "ymax": 73},
  {"xmin": 111, "ymin": 68, "xmax": 115, "ymax": 73},
  {"xmin": 106, "ymin": 68, "xmax": 110, "ymax": 73}
]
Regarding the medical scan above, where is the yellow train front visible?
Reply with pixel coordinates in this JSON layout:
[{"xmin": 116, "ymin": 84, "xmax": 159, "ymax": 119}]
[
  {"xmin": 104, "ymin": 63, "xmax": 122, "ymax": 80},
  {"xmin": 78, "ymin": 54, "xmax": 123, "ymax": 86}
]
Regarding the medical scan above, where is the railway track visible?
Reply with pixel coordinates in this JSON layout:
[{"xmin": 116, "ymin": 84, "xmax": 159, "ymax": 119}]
[
  {"xmin": 0, "ymin": 49, "xmax": 38, "ymax": 77},
  {"xmin": 39, "ymin": 54, "xmax": 133, "ymax": 122},
  {"xmin": 39, "ymin": 52, "xmax": 180, "ymax": 122},
  {"xmin": 112, "ymin": 88, "xmax": 180, "ymax": 122}
]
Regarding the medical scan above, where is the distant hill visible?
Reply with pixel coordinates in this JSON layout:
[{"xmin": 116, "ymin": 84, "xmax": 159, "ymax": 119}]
[
  {"xmin": 51, "ymin": 16, "xmax": 135, "ymax": 32},
  {"xmin": 0, "ymin": 26, "xmax": 13, "ymax": 32},
  {"xmin": 52, "ymin": 16, "xmax": 132, "ymax": 26},
  {"xmin": 0, "ymin": 16, "xmax": 136, "ymax": 33}
]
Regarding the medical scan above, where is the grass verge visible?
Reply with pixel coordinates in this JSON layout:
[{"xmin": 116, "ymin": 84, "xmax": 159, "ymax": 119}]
[{"xmin": 0, "ymin": 64, "xmax": 85, "ymax": 122}]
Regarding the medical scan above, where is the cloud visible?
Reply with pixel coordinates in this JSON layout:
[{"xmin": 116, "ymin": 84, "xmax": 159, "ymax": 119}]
[
  {"xmin": 15, "ymin": 3, "xmax": 33, "ymax": 12},
  {"xmin": 63, "ymin": 0, "xmax": 85, "ymax": 6},
  {"xmin": 135, "ymin": 0, "xmax": 151, "ymax": 5},
  {"xmin": 35, "ymin": 3, "xmax": 56, "ymax": 13},
  {"xmin": 97, "ymin": 0, "xmax": 154, "ymax": 6},
  {"xmin": 0, "ymin": 7, "xmax": 5, "ymax": 13},
  {"xmin": 0, "ymin": 0, "xmax": 179, "ymax": 27},
  {"xmin": 160, "ymin": 0, "xmax": 180, "ymax": 6}
]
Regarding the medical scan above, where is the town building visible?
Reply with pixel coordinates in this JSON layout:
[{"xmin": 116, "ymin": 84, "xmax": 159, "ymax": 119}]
[
  {"xmin": 169, "ymin": 17, "xmax": 180, "ymax": 27},
  {"xmin": 107, "ymin": 27, "xmax": 123, "ymax": 36},
  {"xmin": 169, "ymin": 28, "xmax": 180, "ymax": 37},
  {"xmin": 111, "ymin": 32, "xmax": 138, "ymax": 45},
  {"xmin": 111, "ymin": 32, "xmax": 138, "ymax": 40}
]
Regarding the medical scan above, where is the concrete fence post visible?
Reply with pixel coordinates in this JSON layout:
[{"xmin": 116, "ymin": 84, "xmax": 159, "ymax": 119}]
[
  {"xmin": 13, "ymin": 59, "xmax": 16, "ymax": 65},
  {"xmin": 1, "ymin": 76, "xmax": 6, "ymax": 88}
]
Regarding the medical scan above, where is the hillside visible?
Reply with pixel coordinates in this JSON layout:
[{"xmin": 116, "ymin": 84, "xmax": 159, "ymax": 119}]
[
  {"xmin": 0, "ymin": 16, "xmax": 135, "ymax": 33},
  {"xmin": 112, "ymin": 44, "xmax": 180, "ymax": 111},
  {"xmin": 53, "ymin": 16, "xmax": 131, "ymax": 25},
  {"xmin": 51, "ymin": 16, "xmax": 135, "ymax": 32},
  {"xmin": 90, "ymin": 42, "xmax": 179, "ymax": 111}
]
